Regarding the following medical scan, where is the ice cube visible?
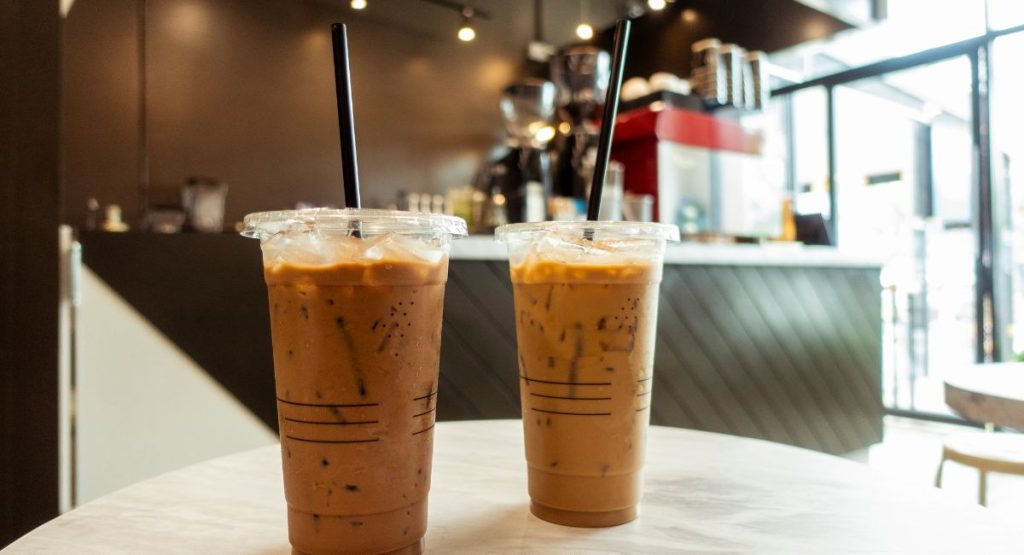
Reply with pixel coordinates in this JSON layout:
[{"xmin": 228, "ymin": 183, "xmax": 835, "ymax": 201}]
[
  {"xmin": 261, "ymin": 229, "xmax": 365, "ymax": 266},
  {"xmin": 261, "ymin": 230, "xmax": 319, "ymax": 265},
  {"xmin": 362, "ymin": 233, "xmax": 444, "ymax": 264},
  {"xmin": 326, "ymin": 235, "xmax": 368, "ymax": 262},
  {"xmin": 358, "ymin": 234, "xmax": 392, "ymax": 261},
  {"xmin": 262, "ymin": 228, "xmax": 445, "ymax": 267},
  {"xmin": 533, "ymin": 232, "xmax": 614, "ymax": 262}
]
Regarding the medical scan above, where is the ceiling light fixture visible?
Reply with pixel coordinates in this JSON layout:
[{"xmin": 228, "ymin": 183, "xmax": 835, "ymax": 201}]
[
  {"xmin": 576, "ymin": 22, "xmax": 594, "ymax": 40},
  {"xmin": 457, "ymin": 7, "xmax": 476, "ymax": 42},
  {"xmin": 576, "ymin": 0, "xmax": 593, "ymax": 40},
  {"xmin": 417, "ymin": 1, "xmax": 490, "ymax": 41},
  {"xmin": 350, "ymin": 0, "xmax": 367, "ymax": 10},
  {"xmin": 648, "ymin": 0, "xmax": 667, "ymax": 11}
]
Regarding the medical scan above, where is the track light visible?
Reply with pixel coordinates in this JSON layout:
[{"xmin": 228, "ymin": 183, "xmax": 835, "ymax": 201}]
[
  {"xmin": 350, "ymin": 0, "xmax": 367, "ymax": 10},
  {"xmin": 457, "ymin": 7, "xmax": 476, "ymax": 42},
  {"xmin": 648, "ymin": 0, "xmax": 667, "ymax": 10},
  {"xmin": 457, "ymin": 25, "xmax": 476, "ymax": 41},
  {"xmin": 576, "ymin": 22, "xmax": 594, "ymax": 40},
  {"xmin": 575, "ymin": 0, "xmax": 593, "ymax": 40}
]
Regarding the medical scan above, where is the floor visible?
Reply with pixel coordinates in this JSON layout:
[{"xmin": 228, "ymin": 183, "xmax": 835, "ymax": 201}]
[{"xmin": 846, "ymin": 416, "xmax": 1024, "ymax": 518}]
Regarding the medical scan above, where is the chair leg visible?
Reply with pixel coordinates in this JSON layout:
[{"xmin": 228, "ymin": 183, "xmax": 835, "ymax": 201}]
[
  {"xmin": 935, "ymin": 456, "xmax": 945, "ymax": 488},
  {"xmin": 979, "ymin": 470, "xmax": 988, "ymax": 506}
]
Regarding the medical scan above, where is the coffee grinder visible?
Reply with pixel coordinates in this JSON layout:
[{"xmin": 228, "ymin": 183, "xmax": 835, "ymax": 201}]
[
  {"xmin": 487, "ymin": 79, "xmax": 557, "ymax": 223},
  {"xmin": 550, "ymin": 46, "xmax": 611, "ymax": 201}
]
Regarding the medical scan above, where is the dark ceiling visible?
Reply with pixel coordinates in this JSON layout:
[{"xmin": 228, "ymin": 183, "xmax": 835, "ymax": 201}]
[{"xmin": 594, "ymin": 0, "xmax": 853, "ymax": 79}]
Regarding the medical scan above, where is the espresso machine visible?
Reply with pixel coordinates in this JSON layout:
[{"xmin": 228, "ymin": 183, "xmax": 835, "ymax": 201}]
[
  {"xmin": 484, "ymin": 80, "xmax": 557, "ymax": 223},
  {"xmin": 550, "ymin": 46, "xmax": 611, "ymax": 201}
]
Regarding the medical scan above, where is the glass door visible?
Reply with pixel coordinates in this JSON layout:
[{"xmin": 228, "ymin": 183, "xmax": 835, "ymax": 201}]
[
  {"xmin": 992, "ymin": 33, "xmax": 1024, "ymax": 361},
  {"xmin": 831, "ymin": 57, "xmax": 976, "ymax": 414}
]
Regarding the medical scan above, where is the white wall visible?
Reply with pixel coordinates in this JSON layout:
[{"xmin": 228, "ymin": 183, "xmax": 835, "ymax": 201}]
[{"xmin": 75, "ymin": 267, "xmax": 277, "ymax": 504}]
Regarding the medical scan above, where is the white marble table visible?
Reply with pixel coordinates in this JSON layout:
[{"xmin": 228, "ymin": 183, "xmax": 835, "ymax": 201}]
[
  {"xmin": 7, "ymin": 420, "xmax": 1024, "ymax": 554},
  {"xmin": 946, "ymin": 363, "xmax": 1024, "ymax": 429}
]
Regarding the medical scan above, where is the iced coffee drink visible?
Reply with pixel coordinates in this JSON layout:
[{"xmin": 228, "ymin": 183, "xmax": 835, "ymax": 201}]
[
  {"xmin": 244, "ymin": 209, "xmax": 466, "ymax": 554},
  {"xmin": 496, "ymin": 221, "xmax": 678, "ymax": 527}
]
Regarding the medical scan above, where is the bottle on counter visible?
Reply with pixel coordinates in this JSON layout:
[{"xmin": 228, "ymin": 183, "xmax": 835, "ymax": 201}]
[
  {"xmin": 446, "ymin": 185, "xmax": 475, "ymax": 225},
  {"xmin": 598, "ymin": 162, "xmax": 625, "ymax": 221},
  {"xmin": 621, "ymin": 193, "xmax": 654, "ymax": 223},
  {"xmin": 406, "ymin": 192, "xmax": 422, "ymax": 213},
  {"xmin": 781, "ymin": 198, "xmax": 797, "ymax": 242},
  {"xmin": 431, "ymin": 194, "xmax": 445, "ymax": 215},
  {"xmin": 470, "ymin": 189, "xmax": 489, "ymax": 233},
  {"xmin": 84, "ymin": 197, "xmax": 100, "ymax": 230},
  {"xmin": 524, "ymin": 182, "xmax": 546, "ymax": 222},
  {"xmin": 101, "ymin": 204, "xmax": 129, "ymax": 232},
  {"xmin": 182, "ymin": 177, "xmax": 228, "ymax": 233},
  {"xmin": 397, "ymin": 191, "xmax": 446, "ymax": 214},
  {"xmin": 488, "ymin": 188, "xmax": 509, "ymax": 228},
  {"xmin": 582, "ymin": 157, "xmax": 625, "ymax": 221}
]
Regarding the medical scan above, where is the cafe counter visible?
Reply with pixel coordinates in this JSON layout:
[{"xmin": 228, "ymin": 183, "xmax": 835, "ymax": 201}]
[{"xmin": 79, "ymin": 232, "xmax": 883, "ymax": 457}]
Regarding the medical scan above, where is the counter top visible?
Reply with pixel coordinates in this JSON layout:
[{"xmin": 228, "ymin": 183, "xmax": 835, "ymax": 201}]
[
  {"xmin": 77, "ymin": 231, "xmax": 881, "ymax": 269},
  {"xmin": 8, "ymin": 420, "xmax": 1021, "ymax": 554},
  {"xmin": 77, "ymin": 231, "xmax": 886, "ymax": 456},
  {"xmin": 452, "ymin": 236, "xmax": 883, "ymax": 268}
]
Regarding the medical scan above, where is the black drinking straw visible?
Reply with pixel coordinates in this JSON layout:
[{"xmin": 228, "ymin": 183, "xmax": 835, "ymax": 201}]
[
  {"xmin": 331, "ymin": 23, "xmax": 361, "ymax": 210},
  {"xmin": 585, "ymin": 18, "xmax": 631, "ymax": 225}
]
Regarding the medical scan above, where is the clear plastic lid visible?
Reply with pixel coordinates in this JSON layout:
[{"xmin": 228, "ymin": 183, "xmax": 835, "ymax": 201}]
[
  {"xmin": 496, "ymin": 221, "xmax": 679, "ymax": 269},
  {"xmin": 241, "ymin": 208, "xmax": 468, "ymax": 240},
  {"xmin": 495, "ymin": 220, "xmax": 680, "ymax": 243}
]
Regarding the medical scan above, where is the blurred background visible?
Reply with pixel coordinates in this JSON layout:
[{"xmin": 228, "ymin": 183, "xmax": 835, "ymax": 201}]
[{"xmin": 6, "ymin": 0, "xmax": 1024, "ymax": 547}]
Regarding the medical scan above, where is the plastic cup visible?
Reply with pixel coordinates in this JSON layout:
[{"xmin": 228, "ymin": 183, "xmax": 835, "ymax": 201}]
[
  {"xmin": 243, "ymin": 208, "xmax": 466, "ymax": 555},
  {"xmin": 495, "ymin": 221, "xmax": 679, "ymax": 527}
]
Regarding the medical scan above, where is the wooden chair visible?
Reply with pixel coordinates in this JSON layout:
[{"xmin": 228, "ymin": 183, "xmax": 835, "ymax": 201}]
[{"xmin": 935, "ymin": 432, "xmax": 1024, "ymax": 506}]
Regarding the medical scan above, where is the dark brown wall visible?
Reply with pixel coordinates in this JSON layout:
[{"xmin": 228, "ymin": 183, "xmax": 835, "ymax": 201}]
[
  {"xmin": 1, "ymin": 0, "xmax": 61, "ymax": 547},
  {"xmin": 63, "ymin": 0, "xmax": 141, "ymax": 222},
  {"xmin": 62, "ymin": 0, "xmax": 620, "ymax": 226}
]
